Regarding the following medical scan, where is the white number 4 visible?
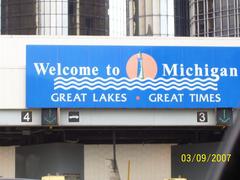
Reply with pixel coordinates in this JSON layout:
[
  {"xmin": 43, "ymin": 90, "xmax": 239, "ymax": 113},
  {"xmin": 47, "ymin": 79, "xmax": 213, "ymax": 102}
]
[{"xmin": 22, "ymin": 111, "xmax": 32, "ymax": 122}]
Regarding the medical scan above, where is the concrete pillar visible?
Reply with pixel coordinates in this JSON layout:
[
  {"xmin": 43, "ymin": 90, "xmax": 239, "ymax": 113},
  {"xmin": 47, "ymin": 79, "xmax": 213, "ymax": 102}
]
[
  {"xmin": 190, "ymin": 0, "xmax": 196, "ymax": 36},
  {"xmin": 109, "ymin": 0, "xmax": 127, "ymax": 36},
  {"xmin": 168, "ymin": 0, "xmax": 175, "ymax": 36},
  {"xmin": 0, "ymin": 146, "xmax": 15, "ymax": 178},
  {"xmin": 128, "ymin": 0, "xmax": 134, "ymax": 36},
  {"xmin": 160, "ymin": 0, "xmax": 168, "ymax": 35},
  {"xmin": 152, "ymin": 0, "xmax": 160, "ymax": 36},
  {"xmin": 145, "ymin": 0, "xmax": 153, "ymax": 35},
  {"xmin": 75, "ymin": 0, "xmax": 80, "ymax": 35},
  {"xmin": 138, "ymin": 0, "xmax": 146, "ymax": 35}
]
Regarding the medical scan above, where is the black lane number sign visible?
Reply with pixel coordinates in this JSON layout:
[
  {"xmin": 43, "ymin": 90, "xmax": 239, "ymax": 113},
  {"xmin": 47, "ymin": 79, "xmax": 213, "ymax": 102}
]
[
  {"xmin": 68, "ymin": 112, "xmax": 80, "ymax": 122},
  {"xmin": 197, "ymin": 112, "xmax": 208, "ymax": 123},
  {"xmin": 21, "ymin": 111, "xmax": 32, "ymax": 122}
]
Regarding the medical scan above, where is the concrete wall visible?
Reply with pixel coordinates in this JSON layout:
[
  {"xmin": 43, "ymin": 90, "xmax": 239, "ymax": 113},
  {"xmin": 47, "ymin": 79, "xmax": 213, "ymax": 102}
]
[
  {"xmin": 0, "ymin": 146, "xmax": 15, "ymax": 178},
  {"xmin": 16, "ymin": 143, "xmax": 84, "ymax": 179},
  {"xmin": 59, "ymin": 109, "xmax": 217, "ymax": 126},
  {"xmin": 84, "ymin": 144, "xmax": 171, "ymax": 180}
]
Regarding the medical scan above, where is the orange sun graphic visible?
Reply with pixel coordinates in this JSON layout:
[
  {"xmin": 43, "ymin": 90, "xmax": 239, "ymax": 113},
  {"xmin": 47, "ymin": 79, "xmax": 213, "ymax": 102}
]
[{"xmin": 126, "ymin": 52, "xmax": 158, "ymax": 79}]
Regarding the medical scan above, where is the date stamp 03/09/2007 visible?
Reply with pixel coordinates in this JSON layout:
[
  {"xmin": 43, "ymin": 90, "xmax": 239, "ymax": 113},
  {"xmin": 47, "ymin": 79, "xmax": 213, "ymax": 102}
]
[{"xmin": 180, "ymin": 153, "xmax": 231, "ymax": 163}]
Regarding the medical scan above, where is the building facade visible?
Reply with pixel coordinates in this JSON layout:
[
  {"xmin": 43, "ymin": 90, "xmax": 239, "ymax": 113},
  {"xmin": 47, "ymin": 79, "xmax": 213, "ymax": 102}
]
[
  {"xmin": 189, "ymin": 0, "xmax": 240, "ymax": 37},
  {"xmin": 0, "ymin": 0, "xmax": 109, "ymax": 35},
  {"xmin": 127, "ymin": 0, "xmax": 189, "ymax": 36}
]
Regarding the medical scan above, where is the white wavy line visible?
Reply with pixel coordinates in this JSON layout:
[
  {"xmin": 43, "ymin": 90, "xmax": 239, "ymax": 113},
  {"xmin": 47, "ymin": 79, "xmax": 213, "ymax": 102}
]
[
  {"xmin": 54, "ymin": 76, "xmax": 220, "ymax": 83},
  {"xmin": 54, "ymin": 85, "xmax": 218, "ymax": 91},
  {"xmin": 54, "ymin": 81, "xmax": 218, "ymax": 87}
]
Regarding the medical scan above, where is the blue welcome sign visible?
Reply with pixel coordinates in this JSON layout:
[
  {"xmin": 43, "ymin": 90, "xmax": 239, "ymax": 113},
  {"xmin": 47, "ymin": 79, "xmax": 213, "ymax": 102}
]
[{"xmin": 26, "ymin": 45, "xmax": 240, "ymax": 108}]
